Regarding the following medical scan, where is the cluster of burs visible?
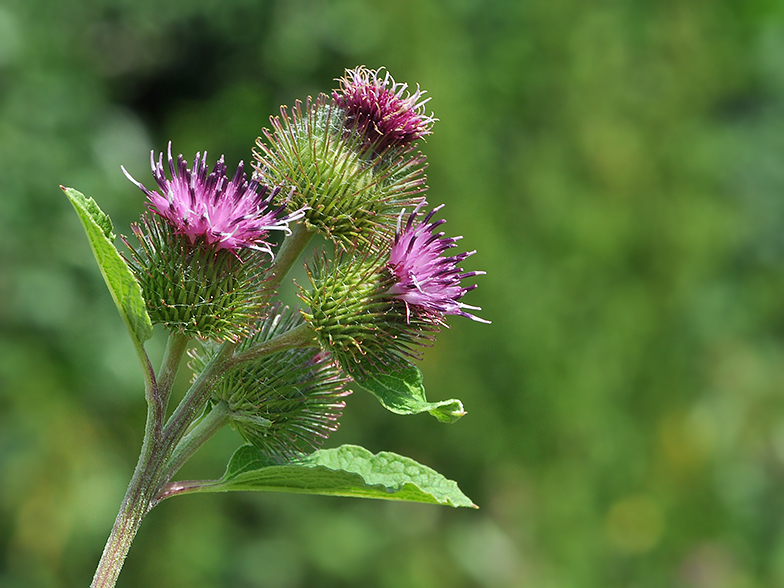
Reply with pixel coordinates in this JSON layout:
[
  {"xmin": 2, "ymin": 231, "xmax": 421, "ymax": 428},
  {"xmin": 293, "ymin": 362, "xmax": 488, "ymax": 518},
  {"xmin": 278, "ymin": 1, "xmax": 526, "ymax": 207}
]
[{"xmin": 122, "ymin": 66, "xmax": 488, "ymax": 459}]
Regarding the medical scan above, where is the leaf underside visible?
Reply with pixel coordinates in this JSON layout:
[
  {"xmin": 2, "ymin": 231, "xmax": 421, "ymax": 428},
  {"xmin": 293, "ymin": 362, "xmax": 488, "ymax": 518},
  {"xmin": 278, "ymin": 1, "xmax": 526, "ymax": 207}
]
[{"xmin": 355, "ymin": 364, "xmax": 466, "ymax": 423}]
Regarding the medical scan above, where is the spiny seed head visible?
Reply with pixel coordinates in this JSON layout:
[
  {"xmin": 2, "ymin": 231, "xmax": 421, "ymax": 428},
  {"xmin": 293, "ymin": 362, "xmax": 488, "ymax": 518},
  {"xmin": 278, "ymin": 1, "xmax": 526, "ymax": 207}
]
[
  {"xmin": 299, "ymin": 251, "xmax": 437, "ymax": 377},
  {"xmin": 192, "ymin": 306, "xmax": 350, "ymax": 460},
  {"xmin": 253, "ymin": 95, "xmax": 427, "ymax": 248},
  {"xmin": 122, "ymin": 214, "xmax": 269, "ymax": 341}
]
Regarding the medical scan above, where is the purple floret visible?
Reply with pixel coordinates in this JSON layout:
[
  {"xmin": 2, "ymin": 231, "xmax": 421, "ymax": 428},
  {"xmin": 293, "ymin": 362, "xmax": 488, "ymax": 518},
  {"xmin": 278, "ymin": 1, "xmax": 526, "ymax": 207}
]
[
  {"xmin": 387, "ymin": 204, "xmax": 489, "ymax": 324},
  {"xmin": 334, "ymin": 66, "xmax": 436, "ymax": 153},
  {"xmin": 123, "ymin": 143, "xmax": 305, "ymax": 255}
]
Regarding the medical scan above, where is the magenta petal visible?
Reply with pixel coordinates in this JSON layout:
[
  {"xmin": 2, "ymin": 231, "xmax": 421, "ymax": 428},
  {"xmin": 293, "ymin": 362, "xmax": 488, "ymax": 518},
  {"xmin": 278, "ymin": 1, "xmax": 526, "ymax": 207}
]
[
  {"xmin": 334, "ymin": 66, "xmax": 436, "ymax": 152},
  {"xmin": 387, "ymin": 204, "xmax": 489, "ymax": 324},
  {"xmin": 123, "ymin": 142, "xmax": 305, "ymax": 254}
]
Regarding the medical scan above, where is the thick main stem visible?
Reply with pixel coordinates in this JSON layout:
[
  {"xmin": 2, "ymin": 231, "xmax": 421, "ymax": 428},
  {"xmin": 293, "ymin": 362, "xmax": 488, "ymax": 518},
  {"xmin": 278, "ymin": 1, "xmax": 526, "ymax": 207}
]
[
  {"xmin": 89, "ymin": 435, "xmax": 164, "ymax": 588},
  {"xmin": 91, "ymin": 283, "xmax": 317, "ymax": 586},
  {"xmin": 90, "ymin": 333, "xmax": 191, "ymax": 588}
]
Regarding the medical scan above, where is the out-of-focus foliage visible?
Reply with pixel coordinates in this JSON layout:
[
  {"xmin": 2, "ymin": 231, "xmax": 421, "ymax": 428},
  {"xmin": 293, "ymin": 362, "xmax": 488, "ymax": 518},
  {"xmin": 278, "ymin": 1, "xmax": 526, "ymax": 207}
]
[{"xmin": 2, "ymin": 0, "xmax": 784, "ymax": 586}]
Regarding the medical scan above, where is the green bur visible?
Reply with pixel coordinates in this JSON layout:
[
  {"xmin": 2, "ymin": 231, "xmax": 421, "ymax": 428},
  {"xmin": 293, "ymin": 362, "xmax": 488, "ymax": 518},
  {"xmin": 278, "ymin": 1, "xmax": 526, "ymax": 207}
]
[{"xmin": 124, "ymin": 214, "xmax": 271, "ymax": 341}]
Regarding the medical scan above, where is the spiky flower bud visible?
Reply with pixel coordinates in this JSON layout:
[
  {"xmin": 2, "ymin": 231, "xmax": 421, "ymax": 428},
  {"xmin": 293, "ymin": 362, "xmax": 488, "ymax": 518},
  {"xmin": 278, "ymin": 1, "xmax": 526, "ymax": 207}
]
[
  {"xmin": 122, "ymin": 145, "xmax": 303, "ymax": 340},
  {"xmin": 334, "ymin": 66, "xmax": 436, "ymax": 154},
  {"xmin": 253, "ymin": 94, "xmax": 426, "ymax": 248},
  {"xmin": 299, "ymin": 251, "xmax": 437, "ymax": 376},
  {"xmin": 193, "ymin": 306, "xmax": 350, "ymax": 460}
]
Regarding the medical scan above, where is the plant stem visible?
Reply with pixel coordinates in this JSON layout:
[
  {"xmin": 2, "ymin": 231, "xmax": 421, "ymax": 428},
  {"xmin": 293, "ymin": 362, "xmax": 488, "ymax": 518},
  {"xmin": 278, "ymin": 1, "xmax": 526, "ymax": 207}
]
[
  {"xmin": 89, "ymin": 434, "xmax": 163, "ymax": 588},
  {"xmin": 91, "ymin": 319, "xmax": 316, "ymax": 586},
  {"xmin": 157, "ymin": 332, "xmax": 189, "ymax": 404},
  {"xmin": 91, "ymin": 333, "xmax": 190, "ymax": 588},
  {"xmin": 153, "ymin": 331, "xmax": 189, "ymax": 431},
  {"xmin": 228, "ymin": 322, "xmax": 317, "ymax": 368},
  {"xmin": 156, "ymin": 400, "xmax": 232, "ymax": 492},
  {"xmin": 161, "ymin": 341, "xmax": 237, "ymax": 455},
  {"xmin": 265, "ymin": 222, "xmax": 314, "ymax": 293}
]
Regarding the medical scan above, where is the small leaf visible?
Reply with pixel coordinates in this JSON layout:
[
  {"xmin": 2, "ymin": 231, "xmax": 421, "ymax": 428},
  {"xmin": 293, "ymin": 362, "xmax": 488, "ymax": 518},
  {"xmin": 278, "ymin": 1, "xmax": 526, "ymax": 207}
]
[
  {"xmin": 62, "ymin": 186, "xmax": 153, "ymax": 346},
  {"xmin": 354, "ymin": 364, "xmax": 466, "ymax": 423},
  {"xmin": 186, "ymin": 444, "xmax": 476, "ymax": 508}
]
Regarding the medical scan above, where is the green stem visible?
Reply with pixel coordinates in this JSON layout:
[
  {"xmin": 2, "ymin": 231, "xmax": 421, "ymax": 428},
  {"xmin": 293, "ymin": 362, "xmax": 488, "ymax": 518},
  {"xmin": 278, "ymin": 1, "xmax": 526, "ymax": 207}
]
[
  {"xmin": 157, "ymin": 332, "xmax": 189, "ymax": 405},
  {"xmin": 133, "ymin": 339, "xmax": 158, "ymax": 419},
  {"xmin": 265, "ymin": 222, "xmax": 314, "ymax": 293},
  {"xmin": 90, "ymin": 334, "xmax": 191, "ymax": 587},
  {"xmin": 161, "ymin": 341, "xmax": 237, "ymax": 456},
  {"xmin": 89, "ymin": 437, "xmax": 162, "ymax": 588},
  {"xmin": 91, "ymin": 322, "xmax": 316, "ymax": 586},
  {"xmin": 156, "ymin": 400, "xmax": 232, "ymax": 493},
  {"xmin": 228, "ymin": 322, "xmax": 317, "ymax": 368},
  {"xmin": 91, "ymin": 346, "xmax": 165, "ymax": 588}
]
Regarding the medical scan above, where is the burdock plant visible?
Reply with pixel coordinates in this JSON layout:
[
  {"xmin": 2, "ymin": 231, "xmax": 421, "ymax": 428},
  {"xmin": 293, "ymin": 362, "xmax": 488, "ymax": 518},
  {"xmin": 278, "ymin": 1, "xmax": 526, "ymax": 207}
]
[{"xmin": 62, "ymin": 66, "xmax": 488, "ymax": 588}]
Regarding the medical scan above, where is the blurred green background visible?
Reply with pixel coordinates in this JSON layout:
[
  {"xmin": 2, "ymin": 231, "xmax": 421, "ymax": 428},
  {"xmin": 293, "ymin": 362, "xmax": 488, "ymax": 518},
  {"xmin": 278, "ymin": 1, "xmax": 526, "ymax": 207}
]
[{"xmin": 2, "ymin": 0, "xmax": 784, "ymax": 586}]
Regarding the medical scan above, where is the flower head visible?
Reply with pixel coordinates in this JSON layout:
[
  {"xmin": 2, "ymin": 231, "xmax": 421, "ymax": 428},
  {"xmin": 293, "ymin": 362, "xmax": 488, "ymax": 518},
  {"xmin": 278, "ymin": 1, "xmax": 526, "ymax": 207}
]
[
  {"xmin": 300, "ymin": 251, "xmax": 438, "ymax": 377},
  {"xmin": 195, "ymin": 306, "xmax": 351, "ymax": 461},
  {"xmin": 334, "ymin": 66, "xmax": 436, "ymax": 153},
  {"xmin": 387, "ymin": 204, "xmax": 489, "ymax": 324},
  {"xmin": 254, "ymin": 96, "xmax": 426, "ymax": 248},
  {"xmin": 123, "ymin": 143, "xmax": 304, "ymax": 255}
]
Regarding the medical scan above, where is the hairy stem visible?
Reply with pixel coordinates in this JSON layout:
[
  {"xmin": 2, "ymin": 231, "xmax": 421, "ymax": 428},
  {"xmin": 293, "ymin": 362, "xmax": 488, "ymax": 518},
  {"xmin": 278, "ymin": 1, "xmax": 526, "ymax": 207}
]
[
  {"xmin": 91, "ymin": 316, "xmax": 317, "ymax": 586},
  {"xmin": 228, "ymin": 322, "xmax": 317, "ymax": 368},
  {"xmin": 91, "ymin": 333, "xmax": 190, "ymax": 587},
  {"xmin": 265, "ymin": 222, "xmax": 314, "ymax": 293},
  {"xmin": 161, "ymin": 341, "xmax": 237, "ymax": 459},
  {"xmin": 157, "ymin": 332, "xmax": 189, "ymax": 409},
  {"xmin": 156, "ymin": 400, "xmax": 232, "ymax": 494},
  {"xmin": 91, "ymin": 339, "xmax": 167, "ymax": 588}
]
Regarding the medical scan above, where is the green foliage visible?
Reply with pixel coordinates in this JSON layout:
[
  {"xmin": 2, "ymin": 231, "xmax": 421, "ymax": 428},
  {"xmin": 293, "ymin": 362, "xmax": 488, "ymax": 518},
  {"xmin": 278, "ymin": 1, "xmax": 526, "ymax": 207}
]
[
  {"xmin": 355, "ymin": 364, "xmax": 465, "ymax": 423},
  {"xmin": 189, "ymin": 444, "xmax": 475, "ymax": 508},
  {"xmin": 62, "ymin": 186, "xmax": 153, "ymax": 348},
  {"xmin": 5, "ymin": 1, "xmax": 784, "ymax": 587}
]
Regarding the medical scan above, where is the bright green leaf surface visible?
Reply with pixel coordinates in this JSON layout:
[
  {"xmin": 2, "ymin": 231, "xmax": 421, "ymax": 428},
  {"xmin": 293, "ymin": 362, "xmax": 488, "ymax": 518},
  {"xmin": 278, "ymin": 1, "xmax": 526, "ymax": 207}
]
[
  {"xmin": 190, "ymin": 444, "xmax": 476, "ymax": 508},
  {"xmin": 355, "ymin": 364, "xmax": 466, "ymax": 423},
  {"xmin": 62, "ymin": 187, "xmax": 153, "ymax": 346}
]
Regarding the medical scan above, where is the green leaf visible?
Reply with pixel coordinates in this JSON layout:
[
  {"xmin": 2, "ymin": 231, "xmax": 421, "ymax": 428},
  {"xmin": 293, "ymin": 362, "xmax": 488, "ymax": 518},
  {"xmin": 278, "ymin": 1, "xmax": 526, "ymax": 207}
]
[
  {"xmin": 62, "ymin": 186, "xmax": 153, "ymax": 346},
  {"xmin": 188, "ymin": 444, "xmax": 476, "ymax": 508},
  {"xmin": 354, "ymin": 364, "xmax": 466, "ymax": 423}
]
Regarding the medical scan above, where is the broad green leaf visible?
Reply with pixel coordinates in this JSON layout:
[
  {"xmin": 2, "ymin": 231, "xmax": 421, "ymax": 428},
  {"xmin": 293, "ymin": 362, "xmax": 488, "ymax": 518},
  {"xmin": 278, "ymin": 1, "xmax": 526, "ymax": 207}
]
[
  {"xmin": 188, "ymin": 444, "xmax": 476, "ymax": 508},
  {"xmin": 62, "ymin": 187, "xmax": 153, "ymax": 346},
  {"xmin": 354, "ymin": 364, "xmax": 466, "ymax": 423}
]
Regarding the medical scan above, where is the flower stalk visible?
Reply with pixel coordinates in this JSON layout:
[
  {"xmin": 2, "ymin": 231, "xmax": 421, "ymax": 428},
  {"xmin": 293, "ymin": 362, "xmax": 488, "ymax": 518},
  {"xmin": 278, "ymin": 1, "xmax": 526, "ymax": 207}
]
[
  {"xmin": 90, "ymin": 319, "xmax": 323, "ymax": 588},
  {"xmin": 79, "ymin": 65, "xmax": 487, "ymax": 588}
]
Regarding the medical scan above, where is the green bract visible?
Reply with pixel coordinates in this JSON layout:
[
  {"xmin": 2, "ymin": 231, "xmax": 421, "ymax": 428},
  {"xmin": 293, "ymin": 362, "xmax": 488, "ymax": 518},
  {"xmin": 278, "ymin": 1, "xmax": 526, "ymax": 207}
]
[
  {"xmin": 253, "ymin": 95, "xmax": 427, "ymax": 248},
  {"xmin": 123, "ymin": 214, "xmax": 270, "ymax": 341},
  {"xmin": 299, "ymin": 252, "xmax": 437, "ymax": 376}
]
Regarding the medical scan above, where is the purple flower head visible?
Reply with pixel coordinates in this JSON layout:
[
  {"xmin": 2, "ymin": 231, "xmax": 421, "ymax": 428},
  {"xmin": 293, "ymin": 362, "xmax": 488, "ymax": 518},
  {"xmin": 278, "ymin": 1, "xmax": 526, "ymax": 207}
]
[
  {"xmin": 334, "ymin": 66, "xmax": 436, "ymax": 153},
  {"xmin": 387, "ymin": 204, "xmax": 489, "ymax": 324},
  {"xmin": 122, "ymin": 143, "xmax": 305, "ymax": 256}
]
